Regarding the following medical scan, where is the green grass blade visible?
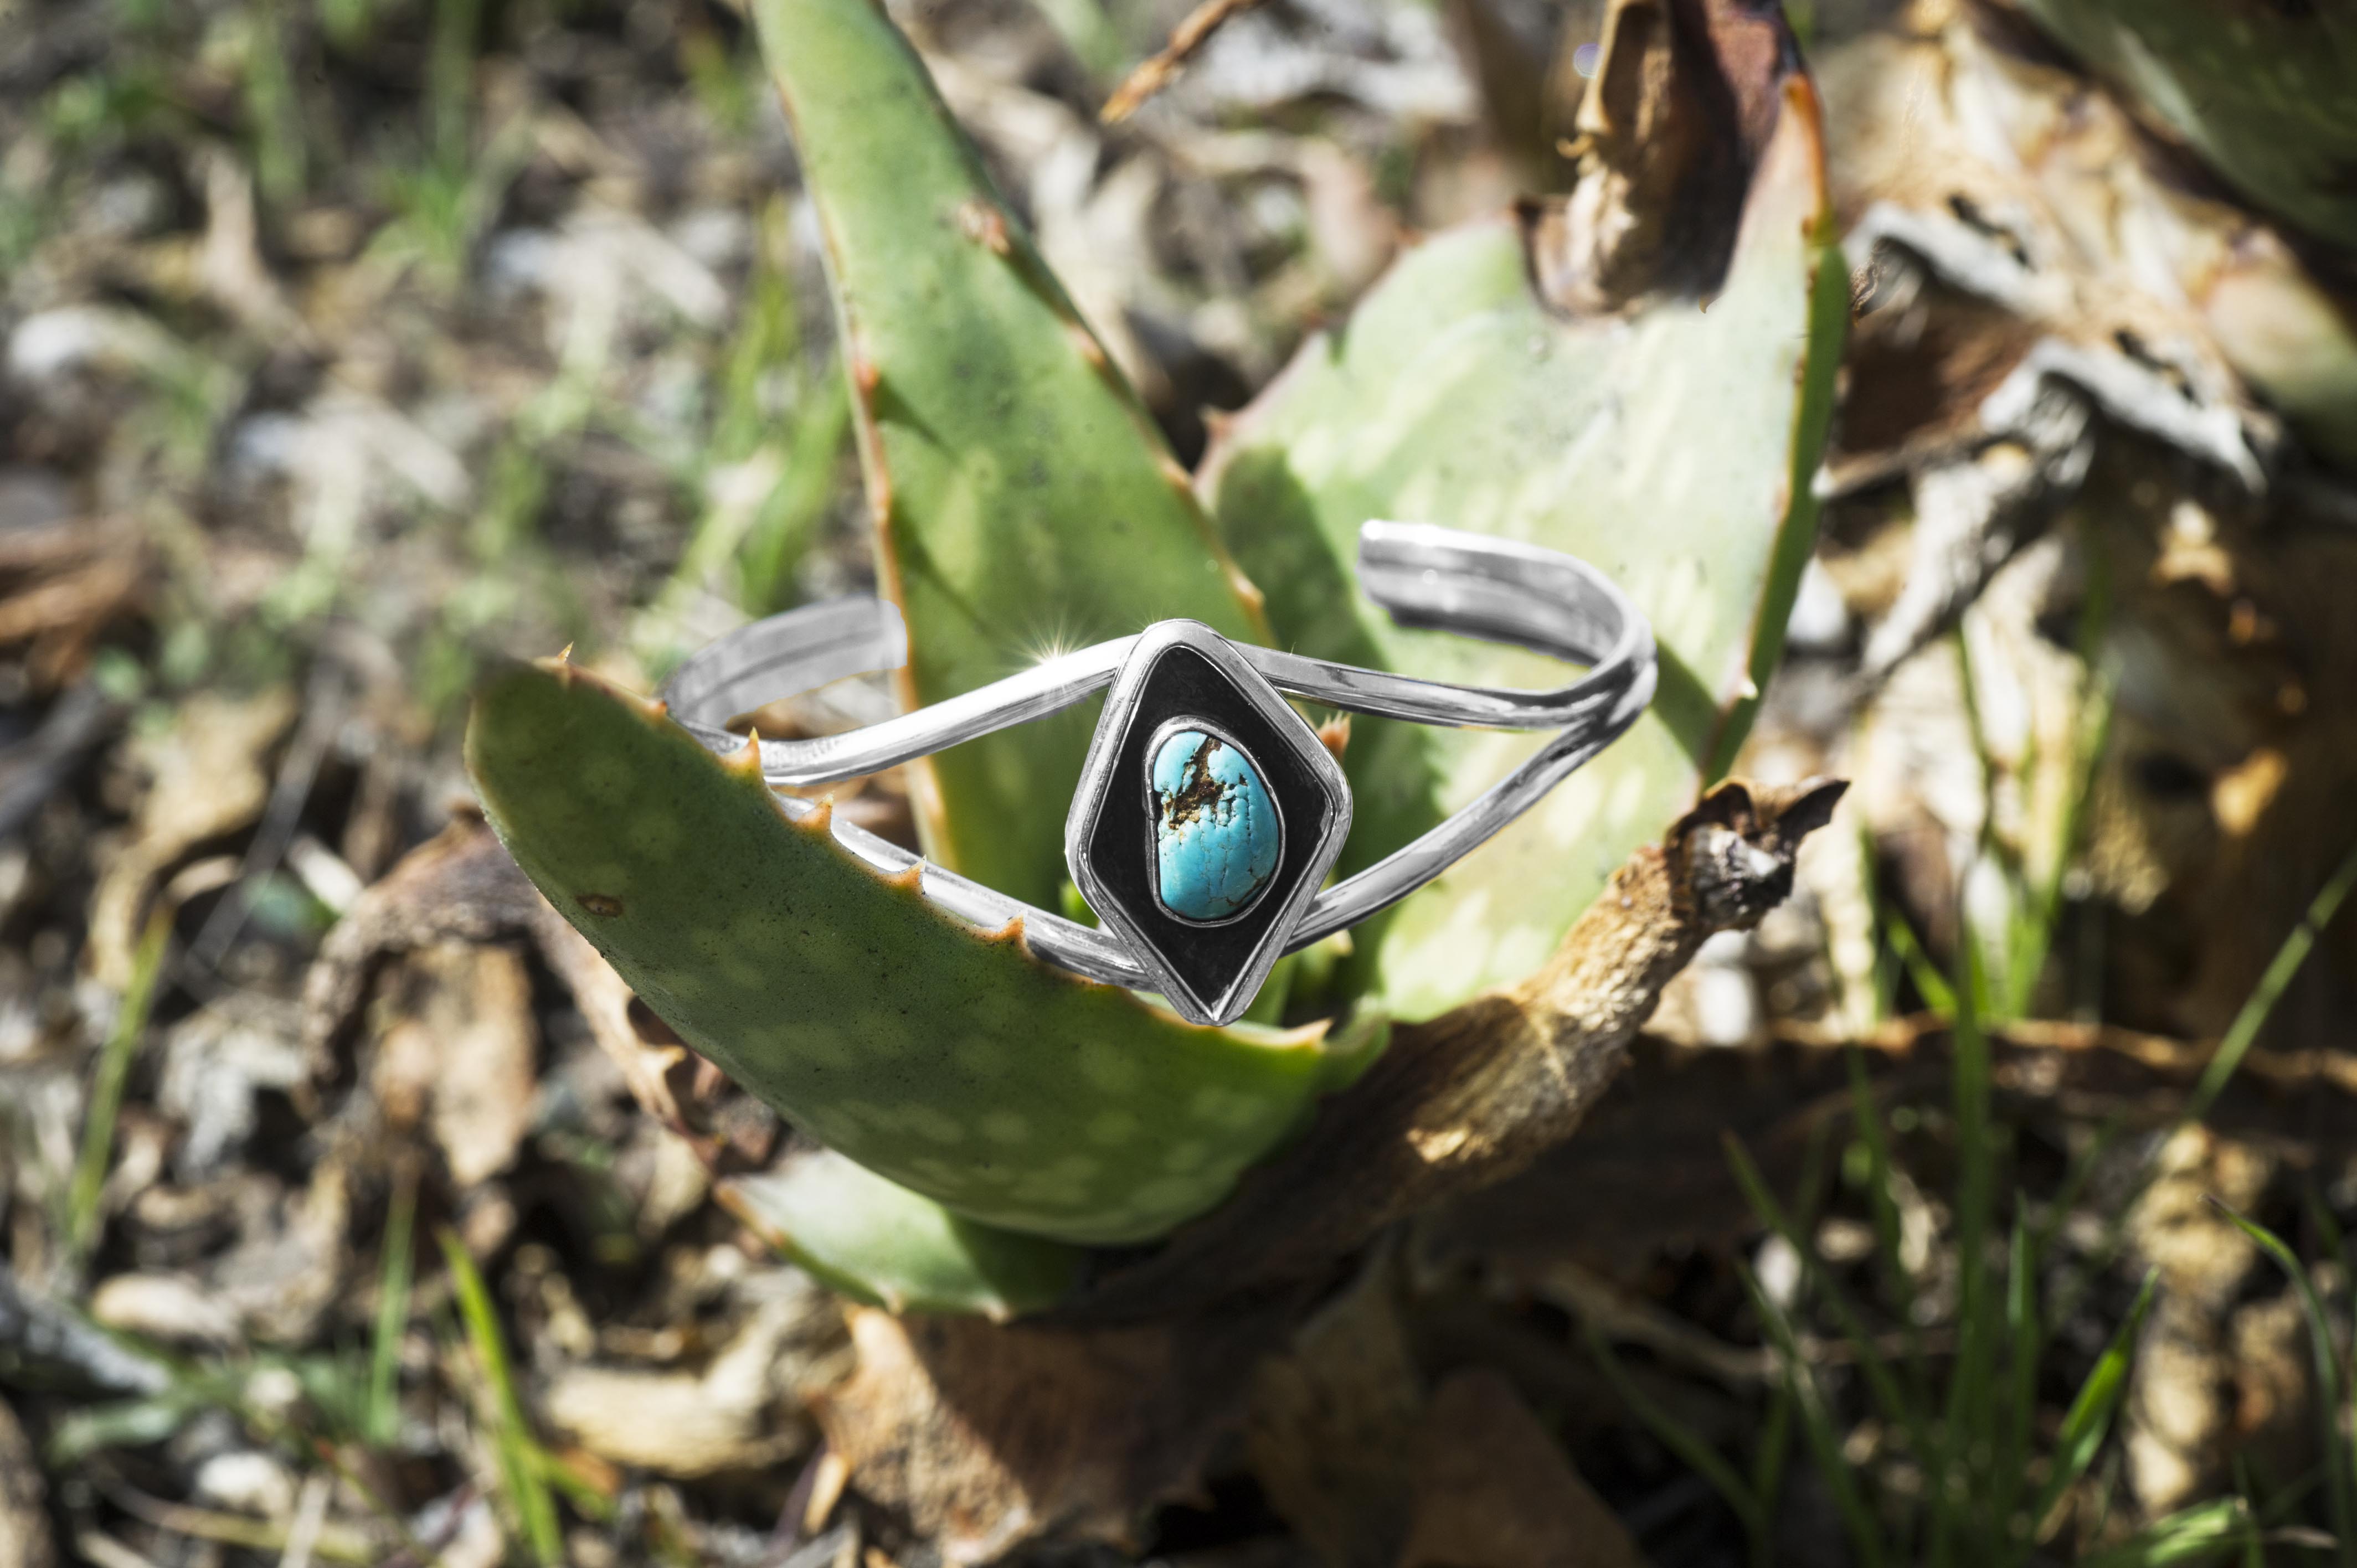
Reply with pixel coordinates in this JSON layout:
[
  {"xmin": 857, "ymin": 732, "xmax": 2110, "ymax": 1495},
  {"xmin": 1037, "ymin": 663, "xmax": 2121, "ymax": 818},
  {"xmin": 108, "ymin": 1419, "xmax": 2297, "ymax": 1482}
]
[
  {"xmin": 2077, "ymin": 1497, "xmax": 2260, "ymax": 1568},
  {"xmin": 710, "ymin": 210, "xmax": 802, "ymax": 468},
  {"xmin": 1996, "ymin": 1216, "xmax": 2038, "ymax": 1556},
  {"xmin": 425, "ymin": 0, "xmax": 476, "ymax": 173},
  {"xmin": 2007, "ymin": 584, "xmax": 2115, "ymax": 1020},
  {"xmin": 366, "ymin": 1167, "xmax": 417, "ymax": 1448},
  {"xmin": 1845, "ymin": 1046, "xmax": 1928, "ymax": 1382},
  {"xmin": 2025, "ymin": 1268, "xmax": 2158, "ymax": 1546},
  {"xmin": 2232, "ymin": 1454, "xmax": 2267, "ymax": 1568},
  {"xmin": 1746, "ymin": 1118, "xmax": 1832, "ymax": 1565},
  {"xmin": 1857, "ymin": 820, "xmax": 1902, "ymax": 1024},
  {"xmin": 1582, "ymin": 1320, "xmax": 1767, "ymax": 1541},
  {"xmin": 2211, "ymin": 1201, "xmax": 2357, "ymax": 1568},
  {"xmin": 2186, "ymin": 833, "xmax": 2357, "ymax": 1128},
  {"xmin": 1929, "ymin": 933, "xmax": 1999, "ymax": 1567},
  {"xmin": 532, "ymin": 1446, "xmax": 618, "ymax": 1522},
  {"xmin": 1749, "ymin": 1378, "xmax": 1795, "ymax": 1568},
  {"xmin": 1882, "ymin": 902, "xmax": 1957, "ymax": 1017},
  {"xmin": 738, "ymin": 369, "xmax": 851, "ymax": 616},
  {"xmin": 68, "ymin": 912, "xmax": 171, "ymax": 1265},
  {"xmin": 2030, "ymin": 1114, "xmax": 2123, "ymax": 1263},
  {"xmin": 2043, "ymin": 834, "xmax": 2357, "ymax": 1341},
  {"xmin": 1725, "ymin": 1134, "xmax": 1933, "ymax": 1473},
  {"xmin": 439, "ymin": 1230, "xmax": 563, "ymax": 1565},
  {"xmin": 1950, "ymin": 629, "xmax": 2016, "ymax": 1018},
  {"xmin": 1845, "ymin": 1045, "xmax": 1942, "ymax": 1471},
  {"xmin": 47, "ymin": 1391, "xmax": 208, "ymax": 1464},
  {"xmin": 1741, "ymin": 1262, "xmax": 1888, "ymax": 1568},
  {"xmin": 1846, "ymin": 1046, "xmax": 1908, "ymax": 1298}
]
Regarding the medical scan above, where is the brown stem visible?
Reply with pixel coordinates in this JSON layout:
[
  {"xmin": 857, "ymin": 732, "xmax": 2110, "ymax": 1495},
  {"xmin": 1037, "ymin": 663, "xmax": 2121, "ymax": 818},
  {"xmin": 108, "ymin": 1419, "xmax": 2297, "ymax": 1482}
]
[
  {"xmin": 1054, "ymin": 776, "xmax": 1847, "ymax": 1323},
  {"xmin": 1098, "ymin": 0, "xmax": 1268, "ymax": 124}
]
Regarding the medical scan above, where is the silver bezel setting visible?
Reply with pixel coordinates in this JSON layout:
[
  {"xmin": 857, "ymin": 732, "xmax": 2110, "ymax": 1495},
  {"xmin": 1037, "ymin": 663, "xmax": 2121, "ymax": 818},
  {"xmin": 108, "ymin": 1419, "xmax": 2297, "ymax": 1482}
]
[{"xmin": 1066, "ymin": 621, "xmax": 1352, "ymax": 1027}]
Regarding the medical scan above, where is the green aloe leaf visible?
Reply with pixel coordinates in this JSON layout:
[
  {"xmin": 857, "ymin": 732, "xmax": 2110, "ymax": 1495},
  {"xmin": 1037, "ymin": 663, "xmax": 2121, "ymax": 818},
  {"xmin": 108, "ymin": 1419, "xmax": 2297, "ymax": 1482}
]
[
  {"xmin": 466, "ymin": 659, "xmax": 1368, "ymax": 1246},
  {"xmin": 2011, "ymin": 0, "xmax": 2357, "ymax": 250},
  {"xmin": 718, "ymin": 1149, "xmax": 1079, "ymax": 1319},
  {"xmin": 1201, "ymin": 76, "xmax": 1845, "ymax": 1020},
  {"xmin": 748, "ymin": 0, "xmax": 1266, "ymax": 909}
]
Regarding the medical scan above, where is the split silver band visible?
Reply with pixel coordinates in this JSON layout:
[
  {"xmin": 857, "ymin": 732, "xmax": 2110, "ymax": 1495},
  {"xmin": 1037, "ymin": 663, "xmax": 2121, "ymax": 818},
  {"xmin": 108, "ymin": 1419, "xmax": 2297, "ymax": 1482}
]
[{"xmin": 660, "ymin": 522, "xmax": 1656, "ymax": 1017}]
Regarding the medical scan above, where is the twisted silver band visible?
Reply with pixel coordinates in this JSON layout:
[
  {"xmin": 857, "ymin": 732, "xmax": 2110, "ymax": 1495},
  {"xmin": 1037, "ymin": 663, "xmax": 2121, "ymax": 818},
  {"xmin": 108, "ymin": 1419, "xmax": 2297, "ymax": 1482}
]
[{"xmin": 660, "ymin": 522, "xmax": 1656, "ymax": 1005}]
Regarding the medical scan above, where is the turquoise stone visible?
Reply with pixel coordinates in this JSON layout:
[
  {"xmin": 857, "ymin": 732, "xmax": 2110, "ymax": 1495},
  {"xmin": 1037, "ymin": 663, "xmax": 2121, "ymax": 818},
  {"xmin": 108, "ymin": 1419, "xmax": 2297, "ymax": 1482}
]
[{"xmin": 1149, "ymin": 729, "xmax": 1280, "ymax": 921}]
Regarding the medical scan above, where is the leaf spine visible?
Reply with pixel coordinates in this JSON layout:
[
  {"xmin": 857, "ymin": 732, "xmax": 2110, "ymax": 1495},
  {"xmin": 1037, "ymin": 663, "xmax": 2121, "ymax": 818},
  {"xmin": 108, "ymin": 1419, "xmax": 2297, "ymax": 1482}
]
[
  {"xmin": 955, "ymin": 197, "xmax": 1013, "ymax": 256},
  {"xmin": 727, "ymin": 727, "xmax": 766, "ymax": 777}
]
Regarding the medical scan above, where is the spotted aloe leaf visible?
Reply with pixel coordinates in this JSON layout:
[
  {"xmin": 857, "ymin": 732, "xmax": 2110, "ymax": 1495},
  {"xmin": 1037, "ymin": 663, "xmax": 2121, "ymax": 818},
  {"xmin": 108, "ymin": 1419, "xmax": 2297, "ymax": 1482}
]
[
  {"xmin": 718, "ymin": 1149, "xmax": 1078, "ymax": 1319},
  {"xmin": 749, "ymin": 0, "xmax": 1267, "ymax": 910},
  {"xmin": 466, "ymin": 659, "xmax": 1373, "ymax": 1249},
  {"xmin": 1201, "ymin": 34, "xmax": 1846, "ymax": 1020}
]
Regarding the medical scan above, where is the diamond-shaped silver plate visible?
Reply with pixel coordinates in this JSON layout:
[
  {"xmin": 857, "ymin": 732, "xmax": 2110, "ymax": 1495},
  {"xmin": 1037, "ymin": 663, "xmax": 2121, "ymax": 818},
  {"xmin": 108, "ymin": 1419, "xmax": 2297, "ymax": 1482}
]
[{"xmin": 1064, "ymin": 621, "xmax": 1352, "ymax": 1026}]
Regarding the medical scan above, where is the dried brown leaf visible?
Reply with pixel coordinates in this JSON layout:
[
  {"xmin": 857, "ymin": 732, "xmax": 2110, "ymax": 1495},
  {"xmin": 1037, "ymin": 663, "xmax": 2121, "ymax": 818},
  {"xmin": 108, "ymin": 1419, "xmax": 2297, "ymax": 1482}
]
[
  {"xmin": 813, "ymin": 1305, "xmax": 1288, "ymax": 1563},
  {"xmin": 1532, "ymin": 0, "xmax": 1796, "ymax": 312},
  {"xmin": 300, "ymin": 816, "xmax": 548, "ymax": 1076},
  {"xmin": 370, "ymin": 943, "xmax": 539, "ymax": 1189},
  {"xmin": 545, "ymin": 1282, "xmax": 833, "ymax": 1477},
  {"xmin": 1244, "ymin": 1257, "xmax": 1424, "ymax": 1567},
  {"xmin": 87, "ymin": 685, "xmax": 296, "ymax": 988},
  {"xmin": 1398, "ymin": 1370, "xmax": 1646, "ymax": 1568}
]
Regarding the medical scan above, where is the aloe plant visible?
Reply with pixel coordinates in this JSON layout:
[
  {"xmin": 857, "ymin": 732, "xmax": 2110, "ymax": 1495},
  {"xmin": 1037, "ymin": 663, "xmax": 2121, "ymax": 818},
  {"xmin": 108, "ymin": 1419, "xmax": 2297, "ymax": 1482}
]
[{"xmin": 464, "ymin": 0, "xmax": 1844, "ymax": 1312}]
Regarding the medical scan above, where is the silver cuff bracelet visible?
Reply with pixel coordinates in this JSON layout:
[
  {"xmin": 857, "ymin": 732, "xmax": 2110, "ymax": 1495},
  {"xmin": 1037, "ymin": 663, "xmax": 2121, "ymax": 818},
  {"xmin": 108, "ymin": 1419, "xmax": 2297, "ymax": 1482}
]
[{"xmin": 661, "ymin": 522, "xmax": 1657, "ymax": 1026}]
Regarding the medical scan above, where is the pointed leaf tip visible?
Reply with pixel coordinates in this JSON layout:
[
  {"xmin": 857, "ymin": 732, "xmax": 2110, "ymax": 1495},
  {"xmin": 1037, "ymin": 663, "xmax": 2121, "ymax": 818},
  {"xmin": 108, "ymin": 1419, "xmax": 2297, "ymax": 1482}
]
[
  {"xmin": 725, "ymin": 729, "xmax": 764, "ymax": 777},
  {"xmin": 748, "ymin": 0, "xmax": 1268, "ymax": 906}
]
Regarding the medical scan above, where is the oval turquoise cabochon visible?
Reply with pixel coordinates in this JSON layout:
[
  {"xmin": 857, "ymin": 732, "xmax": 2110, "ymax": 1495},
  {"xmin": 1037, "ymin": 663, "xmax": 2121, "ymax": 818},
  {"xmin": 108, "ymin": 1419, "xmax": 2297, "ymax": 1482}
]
[{"xmin": 1149, "ymin": 728, "xmax": 1283, "ymax": 922}]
